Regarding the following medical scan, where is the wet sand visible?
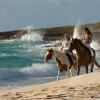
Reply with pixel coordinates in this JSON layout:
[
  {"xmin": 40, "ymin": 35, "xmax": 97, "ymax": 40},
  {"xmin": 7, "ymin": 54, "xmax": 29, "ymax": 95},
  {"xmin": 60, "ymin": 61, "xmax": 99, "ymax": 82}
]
[{"xmin": 0, "ymin": 72, "xmax": 100, "ymax": 100}]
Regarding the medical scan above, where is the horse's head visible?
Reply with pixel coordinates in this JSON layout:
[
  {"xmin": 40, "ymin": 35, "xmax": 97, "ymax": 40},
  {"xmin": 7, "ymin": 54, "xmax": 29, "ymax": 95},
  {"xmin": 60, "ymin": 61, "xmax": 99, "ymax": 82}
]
[
  {"xmin": 69, "ymin": 38, "xmax": 76, "ymax": 51},
  {"xmin": 69, "ymin": 38, "xmax": 83, "ymax": 52},
  {"xmin": 44, "ymin": 48, "xmax": 53, "ymax": 63}
]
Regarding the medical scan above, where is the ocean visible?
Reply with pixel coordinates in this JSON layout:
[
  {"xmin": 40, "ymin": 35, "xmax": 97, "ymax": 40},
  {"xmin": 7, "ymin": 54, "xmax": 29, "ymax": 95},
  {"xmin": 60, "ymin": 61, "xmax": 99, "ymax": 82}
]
[{"xmin": 0, "ymin": 27, "xmax": 100, "ymax": 90}]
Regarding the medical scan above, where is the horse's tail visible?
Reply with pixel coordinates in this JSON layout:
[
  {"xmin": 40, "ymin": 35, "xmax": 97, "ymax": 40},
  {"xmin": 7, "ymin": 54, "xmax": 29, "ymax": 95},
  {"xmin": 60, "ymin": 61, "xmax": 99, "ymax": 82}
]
[
  {"xmin": 92, "ymin": 48, "xmax": 100, "ymax": 68},
  {"xmin": 95, "ymin": 60, "xmax": 100, "ymax": 68}
]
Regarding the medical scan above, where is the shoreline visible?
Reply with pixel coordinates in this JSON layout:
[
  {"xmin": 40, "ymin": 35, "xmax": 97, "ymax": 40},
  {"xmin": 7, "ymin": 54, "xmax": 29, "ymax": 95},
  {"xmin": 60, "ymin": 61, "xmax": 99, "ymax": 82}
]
[
  {"xmin": 0, "ymin": 76, "xmax": 57, "ymax": 92},
  {"xmin": 0, "ymin": 72, "xmax": 100, "ymax": 100}
]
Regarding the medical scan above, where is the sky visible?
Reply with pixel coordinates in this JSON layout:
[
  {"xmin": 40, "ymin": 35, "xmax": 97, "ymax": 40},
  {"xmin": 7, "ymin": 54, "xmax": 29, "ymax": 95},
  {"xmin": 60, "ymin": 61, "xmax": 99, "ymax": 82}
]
[{"xmin": 0, "ymin": 0, "xmax": 100, "ymax": 31}]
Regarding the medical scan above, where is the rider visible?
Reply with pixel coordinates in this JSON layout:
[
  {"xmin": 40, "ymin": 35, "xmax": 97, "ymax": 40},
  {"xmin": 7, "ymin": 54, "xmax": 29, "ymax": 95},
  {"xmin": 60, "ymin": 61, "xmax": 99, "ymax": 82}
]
[
  {"xmin": 60, "ymin": 33, "xmax": 71, "ymax": 53},
  {"xmin": 81, "ymin": 27, "xmax": 94, "ymax": 61},
  {"xmin": 60, "ymin": 33, "xmax": 77, "ymax": 69}
]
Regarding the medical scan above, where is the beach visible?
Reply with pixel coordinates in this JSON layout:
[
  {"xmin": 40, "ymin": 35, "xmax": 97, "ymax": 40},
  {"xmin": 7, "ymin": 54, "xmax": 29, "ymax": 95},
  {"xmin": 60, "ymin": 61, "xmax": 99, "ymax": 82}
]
[
  {"xmin": 0, "ymin": 72, "xmax": 99, "ymax": 100},
  {"xmin": 0, "ymin": 25, "xmax": 99, "ymax": 100},
  {"xmin": 0, "ymin": 0, "xmax": 100, "ymax": 99},
  {"xmin": 0, "ymin": 26, "xmax": 99, "ymax": 100}
]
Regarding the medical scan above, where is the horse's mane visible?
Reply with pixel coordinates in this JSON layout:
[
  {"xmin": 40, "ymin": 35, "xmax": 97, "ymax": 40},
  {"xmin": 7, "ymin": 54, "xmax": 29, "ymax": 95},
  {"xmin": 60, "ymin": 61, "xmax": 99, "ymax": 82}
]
[
  {"xmin": 74, "ymin": 38, "xmax": 91, "ymax": 55},
  {"xmin": 74, "ymin": 38, "xmax": 85, "ymax": 47}
]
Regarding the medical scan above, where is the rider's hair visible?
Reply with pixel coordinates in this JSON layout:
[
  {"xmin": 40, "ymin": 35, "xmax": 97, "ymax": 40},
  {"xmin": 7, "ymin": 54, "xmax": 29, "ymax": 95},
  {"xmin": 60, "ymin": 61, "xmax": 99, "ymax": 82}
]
[
  {"xmin": 63, "ymin": 33, "xmax": 70, "ymax": 40},
  {"xmin": 84, "ymin": 27, "xmax": 92, "ymax": 35}
]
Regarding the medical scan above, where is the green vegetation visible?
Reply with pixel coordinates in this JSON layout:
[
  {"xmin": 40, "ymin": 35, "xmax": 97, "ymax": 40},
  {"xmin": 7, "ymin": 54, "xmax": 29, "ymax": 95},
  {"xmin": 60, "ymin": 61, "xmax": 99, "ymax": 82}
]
[{"xmin": 43, "ymin": 22, "xmax": 100, "ymax": 40}]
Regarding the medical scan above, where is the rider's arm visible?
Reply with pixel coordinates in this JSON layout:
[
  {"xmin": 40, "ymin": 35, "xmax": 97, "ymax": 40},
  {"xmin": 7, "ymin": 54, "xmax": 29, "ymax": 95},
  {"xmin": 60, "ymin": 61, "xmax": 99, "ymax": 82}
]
[
  {"xmin": 60, "ymin": 46, "xmax": 63, "ymax": 52},
  {"xmin": 60, "ymin": 41, "xmax": 64, "ymax": 52},
  {"xmin": 88, "ymin": 34, "xmax": 92, "ymax": 43}
]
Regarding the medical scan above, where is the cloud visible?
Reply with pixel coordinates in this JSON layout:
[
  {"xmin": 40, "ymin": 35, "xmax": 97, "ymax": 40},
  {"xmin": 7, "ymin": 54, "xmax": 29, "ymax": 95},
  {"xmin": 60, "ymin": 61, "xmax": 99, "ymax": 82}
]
[{"xmin": 0, "ymin": 0, "xmax": 100, "ymax": 31}]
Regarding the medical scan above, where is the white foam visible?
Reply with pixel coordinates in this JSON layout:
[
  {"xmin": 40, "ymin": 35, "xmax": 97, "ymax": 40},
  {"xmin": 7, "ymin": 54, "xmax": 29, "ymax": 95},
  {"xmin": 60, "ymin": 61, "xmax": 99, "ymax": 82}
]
[
  {"xmin": 0, "ymin": 39, "xmax": 16, "ymax": 43},
  {"xmin": 91, "ymin": 40, "xmax": 100, "ymax": 51},
  {"xmin": 21, "ymin": 26, "xmax": 43, "ymax": 42},
  {"xmin": 0, "ymin": 53, "xmax": 10, "ymax": 57},
  {"xmin": 20, "ymin": 63, "xmax": 57, "ymax": 77},
  {"xmin": 50, "ymin": 40, "xmax": 62, "ymax": 47},
  {"xmin": 21, "ymin": 32, "xmax": 43, "ymax": 41},
  {"xmin": 73, "ymin": 22, "xmax": 81, "ymax": 39}
]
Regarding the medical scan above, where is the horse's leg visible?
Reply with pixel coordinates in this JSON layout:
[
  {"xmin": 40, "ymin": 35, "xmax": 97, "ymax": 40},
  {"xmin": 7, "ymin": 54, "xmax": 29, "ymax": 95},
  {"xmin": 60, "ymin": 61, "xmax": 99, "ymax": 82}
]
[
  {"xmin": 90, "ymin": 50, "xmax": 95, "ymax": 72},
  {"xmin": 69, "ymin": 69, "xmax": 72, "ymax": 77},
  {"xmin": 57, "ymin": 68, "xmax": 60, "ymax": 80},
  {"xmin": 69, "ymin": 65, "xmax": 73, "ymax": 77},
  {"xmin": 91, "ymin": 63, "xmax": 94, "ymax": 72},
  {"xmin": 67, "ymin": 69, "xmax": 71, "ymax": 78},
  {"xmin": 66, "ymin": 65, "xmax": 69, "ymax": 78},
  {"xmin": 85, "ymin": 66, "xmax": 88, "ymax": 73},
  {"xmin": 77, "ymin": 65, "xmax": 80, "ymax": 75},
  {"xmin": 67, "ymin": 64, "xmax": 72, "ymax": 78}
]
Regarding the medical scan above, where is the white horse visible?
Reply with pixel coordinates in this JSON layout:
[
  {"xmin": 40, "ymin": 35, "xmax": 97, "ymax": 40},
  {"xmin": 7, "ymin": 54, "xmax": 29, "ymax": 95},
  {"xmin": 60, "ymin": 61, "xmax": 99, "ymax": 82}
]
[{"xmin": 44, "ymin": 48, "xmax": 75, "ymax": 80}]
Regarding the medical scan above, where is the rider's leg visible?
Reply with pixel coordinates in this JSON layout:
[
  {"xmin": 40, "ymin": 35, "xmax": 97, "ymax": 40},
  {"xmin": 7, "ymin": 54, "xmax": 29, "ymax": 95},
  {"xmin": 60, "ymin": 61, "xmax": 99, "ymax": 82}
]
[
  {"xmin": 86, "ymin": 44, "xmax": 94, "ymax": 62},
  {"xmin": 88, "ymin": 46, "xmax": 94, "ymax": 62},
  {"xmin": 88, "ymin": 47, "xmax": 94, "ymax": 56}
]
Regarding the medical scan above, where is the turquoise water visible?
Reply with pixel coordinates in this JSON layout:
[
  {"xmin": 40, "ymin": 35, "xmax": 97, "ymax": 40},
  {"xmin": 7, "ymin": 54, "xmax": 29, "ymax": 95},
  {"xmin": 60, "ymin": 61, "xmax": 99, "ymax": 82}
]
[
  {"xmin": 0, "ymin": 32, "xmax": 58, "ymax": 90},
  {"xmin": 0, "ymin": 41, "xmax": 44, "ymax": 68},
  {"xmin": 0, "ymin": 31, "xmax": 100, "ymax": 90}
]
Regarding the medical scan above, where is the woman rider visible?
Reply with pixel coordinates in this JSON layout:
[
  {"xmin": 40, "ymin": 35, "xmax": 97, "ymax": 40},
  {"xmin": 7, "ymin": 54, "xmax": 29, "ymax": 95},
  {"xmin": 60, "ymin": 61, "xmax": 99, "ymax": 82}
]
[
  {"xmin": 60, "ymin": 33, "xmax": 77, "ymax": 68},
  {"xmin": 60, "ymin": 33, "xmax": 71, "ymax": 53},
  {"xmin": 81, "ymin": 27, "xmax": 94, "ymax": 61}
]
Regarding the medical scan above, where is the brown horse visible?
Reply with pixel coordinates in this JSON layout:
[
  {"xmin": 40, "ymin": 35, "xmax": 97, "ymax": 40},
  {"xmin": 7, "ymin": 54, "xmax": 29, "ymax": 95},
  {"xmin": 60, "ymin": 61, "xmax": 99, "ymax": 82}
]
[
  {"xmin": 44, "ymin": 48, "xmax": 75, "ymax": 80},
  {"xmin": 69, "ymin": 38, "xmax": 100, "ymax": 75}
]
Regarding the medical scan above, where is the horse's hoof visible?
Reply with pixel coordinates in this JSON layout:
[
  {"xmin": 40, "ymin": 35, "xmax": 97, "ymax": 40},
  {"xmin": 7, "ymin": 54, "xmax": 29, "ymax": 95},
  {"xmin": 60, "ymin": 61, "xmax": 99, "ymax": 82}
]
[
  {"xmin": 57, "ymin": 77, "xmax": 60, "ymax": 80},
  {"xmin": 67, "ymin": 76, "xmax": 72, "ymax": 78}
]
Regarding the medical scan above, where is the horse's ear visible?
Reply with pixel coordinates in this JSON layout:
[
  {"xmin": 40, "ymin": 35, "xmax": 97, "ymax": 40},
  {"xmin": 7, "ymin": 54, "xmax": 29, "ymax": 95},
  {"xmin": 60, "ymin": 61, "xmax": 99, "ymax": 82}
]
[
  {"xmin": 71, "ymin": 38, "xmax": 73, "ymax": 41},
  {"xmin": 47, "ymin": 48, "xmax": 50, "ymax": 51},
  {"xmin": 49, "ymin": 48, "xmax": 52, "ymax": 50},
  {"xmin": 47, "ymin": 48, "xmax": 52, "ymax": 51}
]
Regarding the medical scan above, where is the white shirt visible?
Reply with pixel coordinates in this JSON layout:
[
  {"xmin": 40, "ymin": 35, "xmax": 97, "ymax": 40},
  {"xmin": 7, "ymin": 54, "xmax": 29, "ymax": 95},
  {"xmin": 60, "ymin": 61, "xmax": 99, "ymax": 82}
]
[{"xmin": 62, "ymin": 40, "xmax": 71, "ymax": 52}]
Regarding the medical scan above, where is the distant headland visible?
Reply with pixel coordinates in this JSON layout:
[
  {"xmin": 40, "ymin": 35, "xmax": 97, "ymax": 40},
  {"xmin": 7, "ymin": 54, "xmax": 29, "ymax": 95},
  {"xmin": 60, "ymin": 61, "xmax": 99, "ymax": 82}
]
[{"xmin": 0, "ymin": 22, "xmax": 100, "ymax": 41}]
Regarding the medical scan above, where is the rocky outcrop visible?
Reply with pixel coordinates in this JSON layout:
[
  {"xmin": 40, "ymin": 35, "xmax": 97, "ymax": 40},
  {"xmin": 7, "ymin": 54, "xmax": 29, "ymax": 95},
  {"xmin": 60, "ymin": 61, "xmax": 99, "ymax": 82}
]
[{"xmin": 0, "ymin": 22, "xmax": 100, "ymax": 40}]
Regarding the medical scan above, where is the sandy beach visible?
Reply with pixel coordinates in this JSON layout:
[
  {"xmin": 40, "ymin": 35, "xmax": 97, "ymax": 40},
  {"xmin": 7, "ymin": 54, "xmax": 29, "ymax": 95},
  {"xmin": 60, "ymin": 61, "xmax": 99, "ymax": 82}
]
[{"xmin": 0, "ymin": 72, "xmax": 100, "ymax": 100}]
